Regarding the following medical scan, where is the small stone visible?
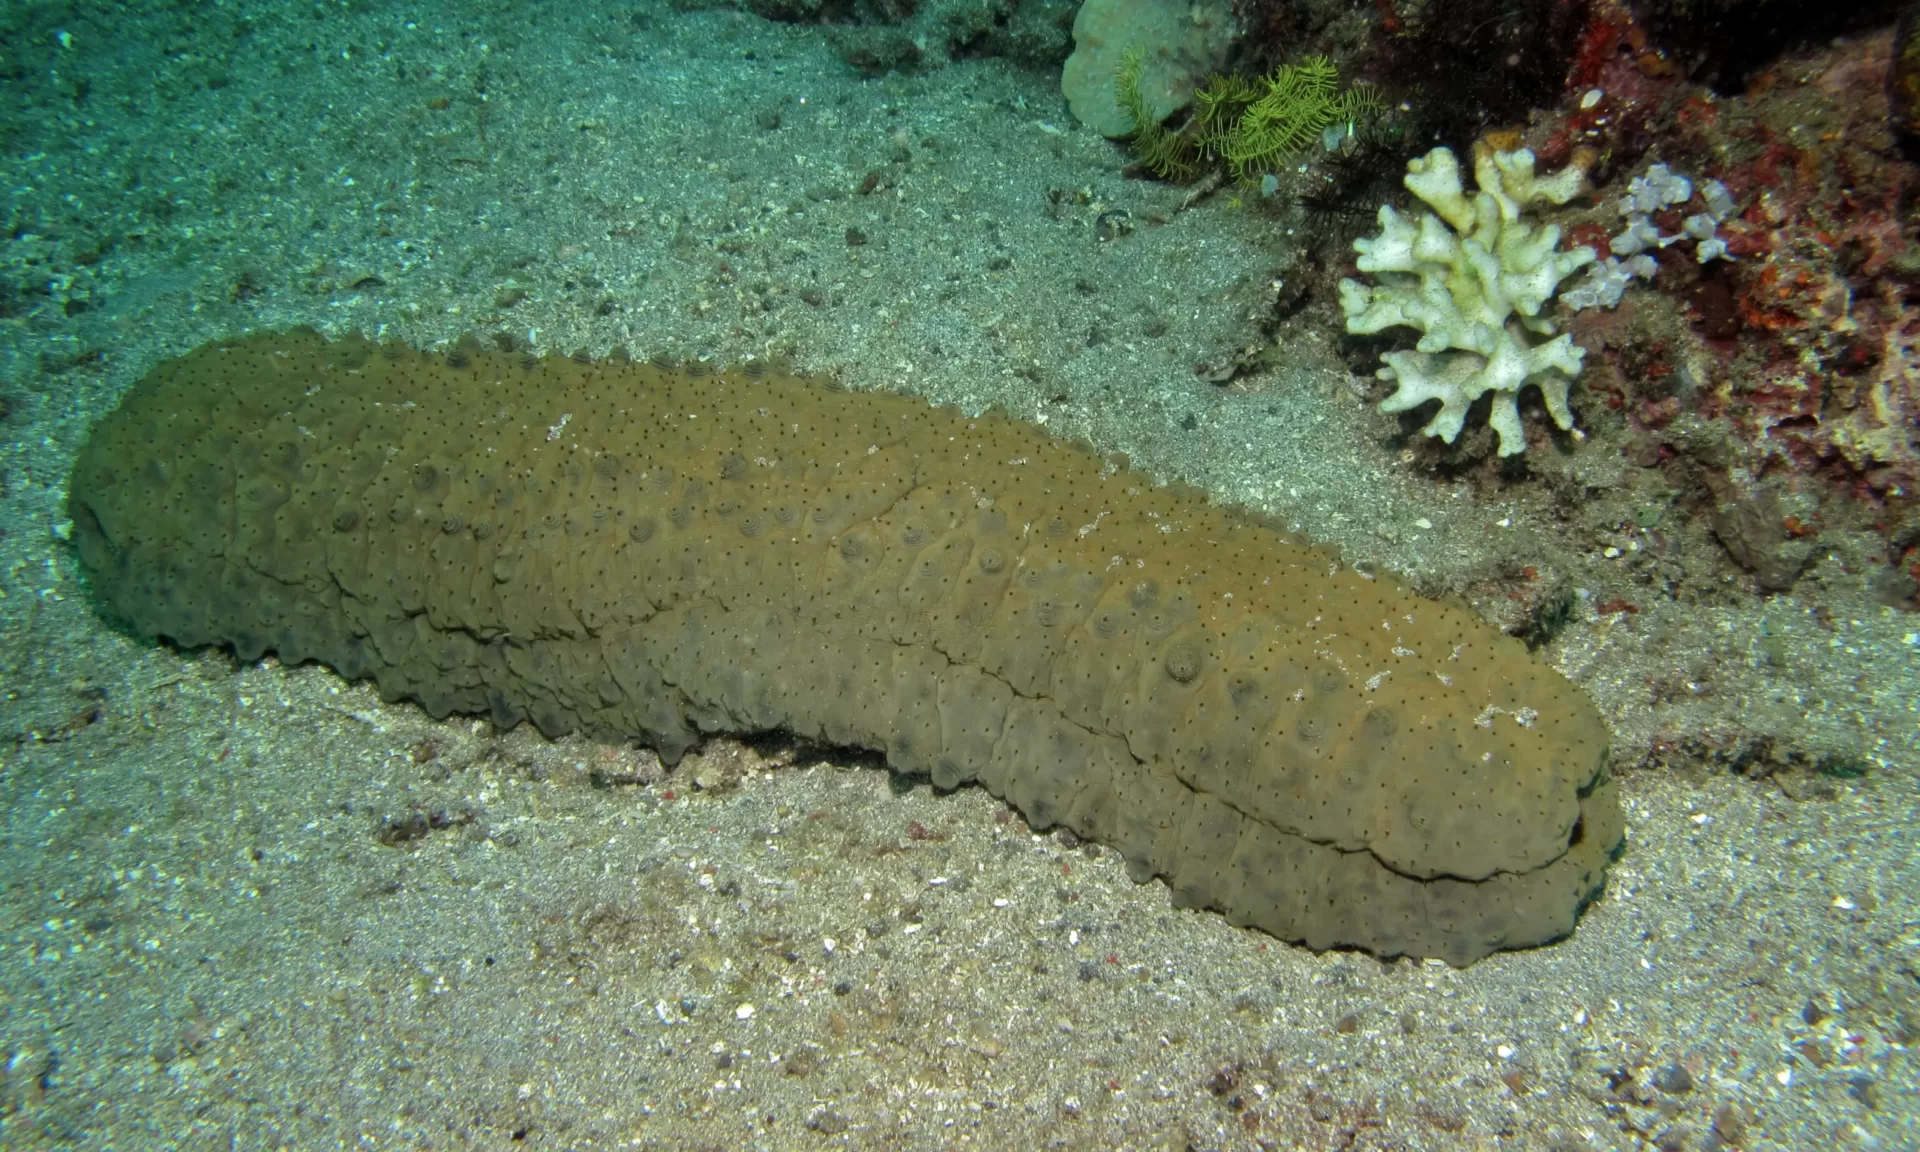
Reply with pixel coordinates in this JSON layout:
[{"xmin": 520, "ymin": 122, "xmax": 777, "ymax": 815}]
[
  {"xmin": 1652, "ymin": 1064, "xmax": 1694, "ymax": 1094},
  {"xmin": 1847, "ymin": 1074, "xmax": 1878, "ymax": 1109},
  {"xmin": 805, "ymin": 1109, "xmax": 849, "ymax": 1135},
  {"xmin": 1712, "ymin": 1102, "xmax": 1748, "ymax": 1144},
  {"xmin": 1206, "ymin": 1066, "xmax": 1239, "ymax": 1097}
]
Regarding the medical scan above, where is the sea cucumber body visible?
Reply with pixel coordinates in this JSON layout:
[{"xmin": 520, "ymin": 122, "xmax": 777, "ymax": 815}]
[{"xmin": 69, "ymin": 331, "xmax": 1622, "ymax": 964}]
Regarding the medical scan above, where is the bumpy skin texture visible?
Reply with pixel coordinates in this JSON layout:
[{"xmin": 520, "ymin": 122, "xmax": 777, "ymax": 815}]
[{"xmin": 68, "ymin": 331, "xmax": 1623, "ymax": 965}]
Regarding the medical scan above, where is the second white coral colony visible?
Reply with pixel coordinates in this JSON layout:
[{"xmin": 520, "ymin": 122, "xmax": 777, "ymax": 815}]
[{"xmin": 1562, "ymin": 163, "xmax": 1736, "ymax": 311}]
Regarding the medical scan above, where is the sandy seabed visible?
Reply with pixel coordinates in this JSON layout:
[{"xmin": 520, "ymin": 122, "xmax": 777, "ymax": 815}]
[{"xmin": 0, "ymin": 1, "xmax": 1912, "ymax": 1148}]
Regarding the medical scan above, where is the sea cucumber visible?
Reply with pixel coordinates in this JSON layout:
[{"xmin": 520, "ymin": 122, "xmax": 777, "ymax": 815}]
[{"xmin": 67, "ymin": 330, "xmax": 1623, "ymax": 964}]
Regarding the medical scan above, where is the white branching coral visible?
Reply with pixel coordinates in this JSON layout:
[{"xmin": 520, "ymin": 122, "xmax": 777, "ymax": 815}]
[{"xmin": 1338, "ymin": 145, "xmax": 1597, "ymax": 456}]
